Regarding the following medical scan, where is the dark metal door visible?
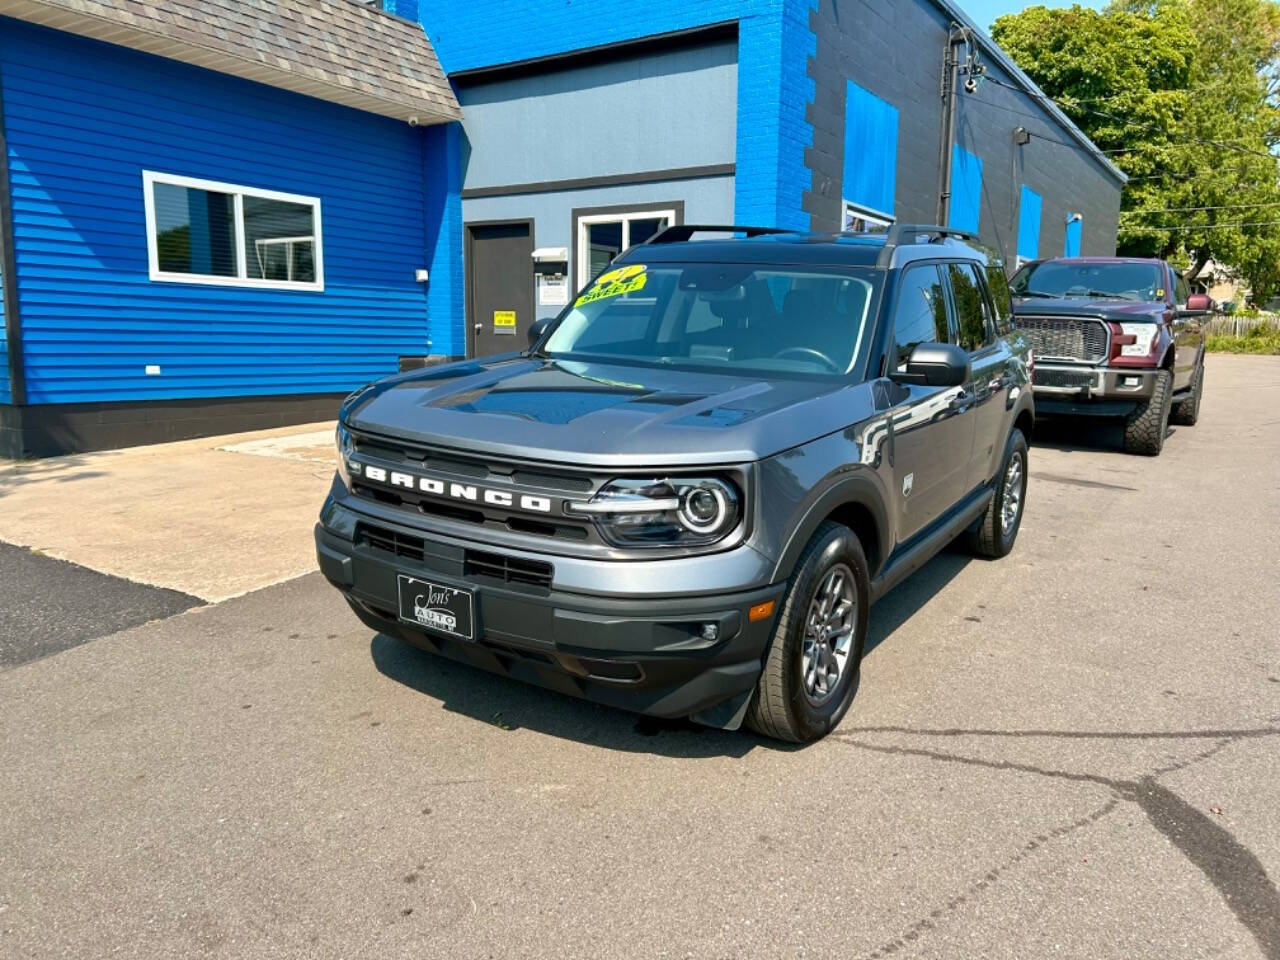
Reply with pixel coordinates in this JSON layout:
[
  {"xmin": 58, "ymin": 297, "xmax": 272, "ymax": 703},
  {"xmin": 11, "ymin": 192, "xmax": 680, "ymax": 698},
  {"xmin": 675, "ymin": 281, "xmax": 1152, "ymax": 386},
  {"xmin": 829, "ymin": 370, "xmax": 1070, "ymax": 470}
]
[{"xmin": 467, "ymin": 222, "xmax": 534, "ymax": 358}]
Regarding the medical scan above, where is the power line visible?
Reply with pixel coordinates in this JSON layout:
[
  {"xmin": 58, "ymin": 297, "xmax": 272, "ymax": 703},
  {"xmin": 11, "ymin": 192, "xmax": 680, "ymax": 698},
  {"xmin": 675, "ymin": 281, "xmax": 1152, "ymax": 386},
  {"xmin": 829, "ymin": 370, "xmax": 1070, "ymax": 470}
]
[
  {"xmin": 982, "ymin": 74, "xmax": 1279, "ymax": 162},
  {"xmin": 1121, "ymin": 200, "xmax": 1280, "ymax": 215},
  {"xmin": 1125, "ymin": 219, "xmax": 1280, "ymax": 230}
]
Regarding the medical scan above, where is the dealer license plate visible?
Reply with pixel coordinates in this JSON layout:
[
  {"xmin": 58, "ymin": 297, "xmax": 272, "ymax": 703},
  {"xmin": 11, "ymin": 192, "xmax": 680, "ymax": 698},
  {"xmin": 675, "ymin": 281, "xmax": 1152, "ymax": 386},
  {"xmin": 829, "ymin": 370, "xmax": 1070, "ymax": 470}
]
[{"xmin": 397, "ymin": 574, "xmax": 474, "ymax": 641}]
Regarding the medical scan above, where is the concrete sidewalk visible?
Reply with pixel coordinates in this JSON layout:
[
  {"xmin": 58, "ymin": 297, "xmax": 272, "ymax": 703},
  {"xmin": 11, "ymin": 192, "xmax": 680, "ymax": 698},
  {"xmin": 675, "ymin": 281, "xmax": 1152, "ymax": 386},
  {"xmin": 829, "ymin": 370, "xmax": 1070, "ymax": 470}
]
[{"xmin": 0, "ymin": 422, "xmax": 337, "ymax": 602}]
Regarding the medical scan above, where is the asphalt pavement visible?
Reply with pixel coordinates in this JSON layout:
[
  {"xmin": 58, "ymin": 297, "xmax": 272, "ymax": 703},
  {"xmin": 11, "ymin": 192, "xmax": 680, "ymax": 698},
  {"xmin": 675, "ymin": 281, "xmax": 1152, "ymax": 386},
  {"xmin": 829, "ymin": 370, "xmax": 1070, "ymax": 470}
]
[
  {"xmin": 0, "ymin": 541, "xmax": 201, "ymax": 668},
  {"xmin": 0, "ymin": 354, "xmax": 1277, "ymax": 959}
]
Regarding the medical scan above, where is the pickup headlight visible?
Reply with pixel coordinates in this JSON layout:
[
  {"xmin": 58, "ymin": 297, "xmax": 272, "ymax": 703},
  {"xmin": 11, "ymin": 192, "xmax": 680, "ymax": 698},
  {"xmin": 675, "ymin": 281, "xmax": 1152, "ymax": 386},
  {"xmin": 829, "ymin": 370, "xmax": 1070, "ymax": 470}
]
[
  {"xmin": 567, "ymin": 477, "xmax": 741, "ymax": 546},
  {"xmin": 1117, "ymin": 322, "xmax": 1159, "ymax": 358},
  {"xmin": 335, "ymin": 422, "xmax": 357, "ymax": 486}
]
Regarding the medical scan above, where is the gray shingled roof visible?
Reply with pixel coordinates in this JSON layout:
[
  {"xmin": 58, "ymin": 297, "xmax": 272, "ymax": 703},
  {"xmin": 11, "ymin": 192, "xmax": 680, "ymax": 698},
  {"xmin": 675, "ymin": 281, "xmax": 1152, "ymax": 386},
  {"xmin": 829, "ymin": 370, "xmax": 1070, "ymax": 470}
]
[{"xmin": 0, "ymin": 0, "xmax": 461, "ymax": 124}]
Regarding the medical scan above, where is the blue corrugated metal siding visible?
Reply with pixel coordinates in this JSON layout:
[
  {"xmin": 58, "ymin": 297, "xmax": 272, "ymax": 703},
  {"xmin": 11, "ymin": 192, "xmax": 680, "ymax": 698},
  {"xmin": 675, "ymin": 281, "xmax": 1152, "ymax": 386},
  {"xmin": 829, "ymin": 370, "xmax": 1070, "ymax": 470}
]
[
  {"xmin": 1017, "ymin": 185, "xmax": 1041, "ymax": 260},
  {"xmin": 948, "ymin": 145, "xmax": 982, "ymax": 234},
  {"xmin": 842, "ymin": 81, "xmax": 898, "ymax": 217},
  {"xmin": 1064, "ymin": 213, "xmax": 1083, "ymax": 257},
  {"xmin": 0, "ymin": 19, "xmax": 440, "ymax": 405}
]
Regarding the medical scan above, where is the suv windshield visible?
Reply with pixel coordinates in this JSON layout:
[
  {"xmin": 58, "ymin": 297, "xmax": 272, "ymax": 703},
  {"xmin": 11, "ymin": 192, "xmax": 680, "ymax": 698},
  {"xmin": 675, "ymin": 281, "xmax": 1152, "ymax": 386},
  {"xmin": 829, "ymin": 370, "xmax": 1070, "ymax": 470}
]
[
  {"xmin": 542, "ymin": 262, "xmax": 881, "ymax": 376},
  {"xmin": 1011, "ymin": 261, "xmax": 1161, "ymax": 302}
]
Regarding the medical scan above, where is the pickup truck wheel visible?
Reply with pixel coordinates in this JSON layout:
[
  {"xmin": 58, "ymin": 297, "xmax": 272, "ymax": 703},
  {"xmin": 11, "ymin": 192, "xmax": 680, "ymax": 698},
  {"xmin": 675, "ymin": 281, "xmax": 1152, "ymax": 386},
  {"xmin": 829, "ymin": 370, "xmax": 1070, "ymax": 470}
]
[
  {"xmin": 745, "ymin": 521, "xmax": 869, "ymax": 743},
  {"xmin": 1170, "ymin": 361, "xmax": 1203, "ymax": 426},
  {"xmin": 967, "ymin": 428, "xmax": 1028, "ymax": 559},
  {"xmin": 1122, "ymin": 369, "xmax": 1172, "ymax": 456}
]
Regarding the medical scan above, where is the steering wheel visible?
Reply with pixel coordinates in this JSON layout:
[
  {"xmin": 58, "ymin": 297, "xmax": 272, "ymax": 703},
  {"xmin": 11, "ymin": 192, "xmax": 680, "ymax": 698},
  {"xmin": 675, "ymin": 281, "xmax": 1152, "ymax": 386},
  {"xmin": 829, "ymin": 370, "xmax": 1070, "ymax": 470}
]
[{"xmin": 772, "ymin": 346, "xmax": 840, "ymax": 372}]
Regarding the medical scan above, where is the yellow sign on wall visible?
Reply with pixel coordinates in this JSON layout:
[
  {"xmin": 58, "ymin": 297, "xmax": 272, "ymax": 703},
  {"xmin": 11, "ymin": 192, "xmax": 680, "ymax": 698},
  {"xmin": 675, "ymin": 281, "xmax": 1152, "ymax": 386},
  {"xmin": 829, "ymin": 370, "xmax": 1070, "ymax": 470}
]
[{"xmin": 493, "ymin": 310, "xmax": 516, "ymax": 329}]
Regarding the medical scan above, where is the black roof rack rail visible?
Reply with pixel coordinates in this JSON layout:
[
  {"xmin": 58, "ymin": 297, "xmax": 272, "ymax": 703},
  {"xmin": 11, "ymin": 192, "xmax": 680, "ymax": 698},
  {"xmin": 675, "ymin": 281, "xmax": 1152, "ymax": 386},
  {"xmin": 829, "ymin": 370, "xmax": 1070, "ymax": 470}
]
[
  {"xmin": 646, "ymin": 224, "xmax": 794, "ymax": 244},
  {"xmin": 876, "ymin": 223, "xmax": 978, "ymax": 265}
]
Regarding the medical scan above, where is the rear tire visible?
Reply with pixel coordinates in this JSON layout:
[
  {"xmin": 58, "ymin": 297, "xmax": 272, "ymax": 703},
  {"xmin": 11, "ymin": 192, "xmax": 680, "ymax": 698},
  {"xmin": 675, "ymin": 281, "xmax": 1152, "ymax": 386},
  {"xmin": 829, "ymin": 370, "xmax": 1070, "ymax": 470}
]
[
  {"xmin": 967, "ymin": 428, "xmax": 1028, "ymax": 559},
  {"xmin": 1123, "ymin": 368, "xmax": 1172, "ymax": 456},
  {"xmin": 1170, "ymin": 360, "xmax": 1203, "ymax": 426},
  {"xmin": 745, "ymin": 522, "xmax": 870, "ymax": 743}
]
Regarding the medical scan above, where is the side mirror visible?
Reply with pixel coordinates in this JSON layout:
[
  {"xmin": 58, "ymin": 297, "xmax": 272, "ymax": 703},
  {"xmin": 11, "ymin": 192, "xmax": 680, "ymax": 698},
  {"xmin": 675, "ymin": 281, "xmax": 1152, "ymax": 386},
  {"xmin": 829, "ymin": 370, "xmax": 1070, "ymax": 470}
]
[
  {"xmin": 889, "ymin": 342, "xmax": 971, "ymax": 387},
  {"xmin": 1184, "ymin": 293, "xmax": 1212, "ymax": 314},
  {"xmin": 527, "ymin": 317, "xmax": 552, "ymax": 348}
]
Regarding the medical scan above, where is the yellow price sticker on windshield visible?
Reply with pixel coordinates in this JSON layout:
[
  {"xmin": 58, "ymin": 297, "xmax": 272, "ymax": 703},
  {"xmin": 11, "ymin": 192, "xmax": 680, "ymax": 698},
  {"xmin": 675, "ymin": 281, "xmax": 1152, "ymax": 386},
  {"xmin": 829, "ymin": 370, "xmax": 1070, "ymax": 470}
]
[{"xmin": 576, "ymin": 264, "xmax": 647, "ymax": 307}]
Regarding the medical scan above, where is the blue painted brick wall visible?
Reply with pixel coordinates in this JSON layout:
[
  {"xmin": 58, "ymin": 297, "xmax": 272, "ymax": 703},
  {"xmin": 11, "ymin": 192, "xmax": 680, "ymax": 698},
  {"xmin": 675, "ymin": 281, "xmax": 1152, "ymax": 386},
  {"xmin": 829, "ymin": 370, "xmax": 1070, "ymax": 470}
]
[{"xmin": 0, "ymin": 18, "xmax": 450, "ymax": 405}]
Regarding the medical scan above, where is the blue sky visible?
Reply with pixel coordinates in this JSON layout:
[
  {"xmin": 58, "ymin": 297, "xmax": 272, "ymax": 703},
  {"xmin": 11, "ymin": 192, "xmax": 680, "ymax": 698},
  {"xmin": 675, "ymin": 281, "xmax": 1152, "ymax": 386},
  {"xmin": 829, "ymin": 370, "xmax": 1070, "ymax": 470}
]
[{"xmin": 959, "ymin": 0, "xmax": 1106, "ymax": 31}]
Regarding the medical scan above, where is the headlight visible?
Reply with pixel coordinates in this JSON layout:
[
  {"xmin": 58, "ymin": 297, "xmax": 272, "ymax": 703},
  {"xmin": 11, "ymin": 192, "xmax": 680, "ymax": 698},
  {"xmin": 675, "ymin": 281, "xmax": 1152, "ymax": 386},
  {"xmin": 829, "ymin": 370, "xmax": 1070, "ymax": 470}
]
[
  {"xmin": 567, "ymin": 477, "xmax": 741, "ymax": 546},
  {"xmin": 1117, "ymin": 322, "xmax": 1158, "ymax": 357},
  {"xmin": 335, "ymin": 422, "xmax": 358, "ymax": 486}
]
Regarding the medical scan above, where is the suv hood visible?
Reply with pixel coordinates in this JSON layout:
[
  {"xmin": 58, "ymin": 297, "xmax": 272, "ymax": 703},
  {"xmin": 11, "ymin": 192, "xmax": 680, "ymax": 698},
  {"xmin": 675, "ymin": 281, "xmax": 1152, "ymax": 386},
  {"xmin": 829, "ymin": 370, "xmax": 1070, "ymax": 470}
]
[
  {"xmin": 343, "ymin": 355, "xmax": 873, "ymax": 467},
  {"xmin": 1012, "ymin": 297, "xmax": 1169, "ymax": 323}
]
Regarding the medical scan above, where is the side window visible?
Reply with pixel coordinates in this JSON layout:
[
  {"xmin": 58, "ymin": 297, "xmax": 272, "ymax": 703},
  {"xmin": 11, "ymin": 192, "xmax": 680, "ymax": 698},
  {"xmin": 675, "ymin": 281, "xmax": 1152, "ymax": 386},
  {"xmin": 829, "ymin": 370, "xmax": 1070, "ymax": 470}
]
[
  {"xmin": 1175, "ymin": 272, "xmax": 1190, "ymax": 307},
  {"xmin": 985, "ymin": 260, "xmax": 1014, "ymax": 336},
  {"xmin": 891, "ymin": 265, "xmax": 949, "ymax": 371},
  {"xmin": 948, "ymin": 261, "xmax": 995, "ymax": 352}
]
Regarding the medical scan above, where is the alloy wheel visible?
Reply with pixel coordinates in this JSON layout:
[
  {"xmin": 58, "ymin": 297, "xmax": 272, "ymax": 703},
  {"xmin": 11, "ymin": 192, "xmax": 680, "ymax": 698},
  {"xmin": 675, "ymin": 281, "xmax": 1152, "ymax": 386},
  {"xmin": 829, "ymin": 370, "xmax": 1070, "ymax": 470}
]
[
  {"xmin": 800, "ymin": 564, "xmax": 857, "ymax": 704},
  {"xmin": 1001, "ymin": 451, "xmax": 1024, "ymax": 536}
]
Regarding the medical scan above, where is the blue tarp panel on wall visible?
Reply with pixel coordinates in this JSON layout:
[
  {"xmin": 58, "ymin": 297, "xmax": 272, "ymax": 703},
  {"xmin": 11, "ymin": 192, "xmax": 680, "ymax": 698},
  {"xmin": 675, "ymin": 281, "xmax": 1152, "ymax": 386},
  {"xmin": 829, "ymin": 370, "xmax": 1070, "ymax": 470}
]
[
  {"xmin": 842, "ymin": 81, "xmax": 898, "ymax": 217},
  {"xmin": 1017, "ymin": 185, "xmax": 1041, "ymax": 261},
  {"xmin": 1064, "ymin": 214, "xmax": 1083, "ymax": 257},
  {"xmin": 948, "ymin": 145, "xmax": 982, "ymax": 234}
]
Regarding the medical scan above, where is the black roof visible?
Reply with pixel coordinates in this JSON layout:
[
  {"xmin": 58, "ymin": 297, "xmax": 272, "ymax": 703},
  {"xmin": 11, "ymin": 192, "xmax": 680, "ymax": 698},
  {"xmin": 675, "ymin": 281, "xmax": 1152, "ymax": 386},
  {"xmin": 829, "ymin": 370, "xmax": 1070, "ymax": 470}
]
[{"xmin": 615, "ymin": 225, "xmax": 991, "ymax": 269}]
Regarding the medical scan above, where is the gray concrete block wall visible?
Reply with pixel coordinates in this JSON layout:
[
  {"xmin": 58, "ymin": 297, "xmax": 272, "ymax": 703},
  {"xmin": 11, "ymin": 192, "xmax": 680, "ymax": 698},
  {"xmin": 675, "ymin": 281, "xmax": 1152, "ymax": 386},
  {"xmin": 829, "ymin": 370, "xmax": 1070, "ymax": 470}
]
[{"xmin": 803, "ymin": 0, "xmax": 1123, "ymax": 261}]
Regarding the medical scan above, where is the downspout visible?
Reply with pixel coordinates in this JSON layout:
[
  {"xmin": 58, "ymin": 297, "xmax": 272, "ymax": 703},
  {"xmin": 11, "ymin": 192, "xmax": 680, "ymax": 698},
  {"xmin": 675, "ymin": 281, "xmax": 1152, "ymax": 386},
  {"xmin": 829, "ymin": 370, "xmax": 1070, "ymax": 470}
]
[{"xmin": 935, "ymin": 25, "xmax": 966, "ymax": 226}]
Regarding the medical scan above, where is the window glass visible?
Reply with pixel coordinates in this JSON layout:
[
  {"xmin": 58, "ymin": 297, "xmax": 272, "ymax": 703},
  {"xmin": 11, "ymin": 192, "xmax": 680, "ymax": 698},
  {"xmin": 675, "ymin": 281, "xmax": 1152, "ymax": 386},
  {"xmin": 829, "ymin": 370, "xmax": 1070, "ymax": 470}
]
[
  {"xmin": 1010, "ymin": 261, "xmax": 1160, "ymax": 302},
  {"xmin": 243, "ymin": 196, "xmax": 317, "ymax": 283},
  {"xmin": 891, "ymin": 265, "xmax": 949, "ymax": 371},
  {"xmin": 1175, "ymin": 273, "xmax": 1190, "ymax": 306},
  {"xmin": 544, "ymin": 264, "xmax": 879, "ymax": 376},
  {"xmin": 152, "ymin": 182, "xmax": 237, "ymax": 278},
  {"xmin": 147, "ymin": 173, "xmax": 321, "ymax": 288},
  {"xmin": 949, "ymin": 262, "xmax": 994, "ymax": 352},
  {"xmin": 985, "ymin": 259, "xmax": 1014, "ymax": 335}
]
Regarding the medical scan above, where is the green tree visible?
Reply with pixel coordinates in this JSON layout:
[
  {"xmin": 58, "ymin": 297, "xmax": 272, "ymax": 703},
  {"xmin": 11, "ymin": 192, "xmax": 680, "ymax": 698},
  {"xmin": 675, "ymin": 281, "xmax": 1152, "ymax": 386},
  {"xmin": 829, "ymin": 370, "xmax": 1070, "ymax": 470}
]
[{"xmin": 992, "ymin": 1, "xmax": 1280, "ymax": 300}]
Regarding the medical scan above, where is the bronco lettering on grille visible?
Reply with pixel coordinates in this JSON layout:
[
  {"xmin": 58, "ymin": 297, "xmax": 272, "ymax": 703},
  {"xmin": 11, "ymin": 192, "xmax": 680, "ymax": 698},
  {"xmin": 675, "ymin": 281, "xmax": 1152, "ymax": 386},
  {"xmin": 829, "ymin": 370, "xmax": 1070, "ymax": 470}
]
[{"xmin": 360, "ymin": 464, "xmax": 553, "ymax": 514}]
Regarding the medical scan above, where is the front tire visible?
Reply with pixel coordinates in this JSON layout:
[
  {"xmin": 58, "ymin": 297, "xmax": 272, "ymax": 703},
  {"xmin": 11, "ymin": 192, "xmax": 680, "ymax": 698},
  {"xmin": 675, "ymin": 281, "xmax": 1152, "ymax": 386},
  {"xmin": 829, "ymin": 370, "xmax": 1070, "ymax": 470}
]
[
  {"xmin": 967, "ymin": 428, "xmax": 1028, "ymax": 559},
  {"xmin": 745, "ymin": 522, "xmax": 870, "ymax": 743},
  {"xmin": 1123, "ymin": 368, "xmax": 1172, "ymax": 455}
]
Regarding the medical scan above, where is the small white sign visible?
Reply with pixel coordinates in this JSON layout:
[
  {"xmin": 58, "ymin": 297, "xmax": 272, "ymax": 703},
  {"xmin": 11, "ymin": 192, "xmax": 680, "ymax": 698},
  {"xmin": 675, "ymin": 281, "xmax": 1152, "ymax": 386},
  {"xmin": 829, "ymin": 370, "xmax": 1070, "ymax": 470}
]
[
  {"xmin": 145, "ymin": 364, "xmax": 162, "ymax": 376},
  {"xmin": 538, "ymin": 274, "xmax": 569, "ymax": 307}
]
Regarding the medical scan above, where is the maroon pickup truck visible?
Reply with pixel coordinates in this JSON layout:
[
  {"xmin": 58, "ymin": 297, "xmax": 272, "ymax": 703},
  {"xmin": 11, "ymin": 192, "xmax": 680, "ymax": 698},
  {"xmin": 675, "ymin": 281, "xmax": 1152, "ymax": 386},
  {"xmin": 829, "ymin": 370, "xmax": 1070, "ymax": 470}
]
[{"xmin": 1009, "ymin": 257, "xmax": 1208, "ymax": 455}]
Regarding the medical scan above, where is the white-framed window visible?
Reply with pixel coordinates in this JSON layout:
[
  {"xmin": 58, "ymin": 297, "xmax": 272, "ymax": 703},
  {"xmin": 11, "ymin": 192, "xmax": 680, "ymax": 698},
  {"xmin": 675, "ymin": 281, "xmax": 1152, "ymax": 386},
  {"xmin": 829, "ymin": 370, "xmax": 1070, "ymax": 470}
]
[
  {"xmin": 142, "ymin": 171, "xmax": 324, "ymax": 291},
  {"xmin": 576, "ymin": 208, "xmax": 677, "ymax": 288},
  {"xmin": 842, "ymin": 201, "xmax": 894, "ymax": 234}
]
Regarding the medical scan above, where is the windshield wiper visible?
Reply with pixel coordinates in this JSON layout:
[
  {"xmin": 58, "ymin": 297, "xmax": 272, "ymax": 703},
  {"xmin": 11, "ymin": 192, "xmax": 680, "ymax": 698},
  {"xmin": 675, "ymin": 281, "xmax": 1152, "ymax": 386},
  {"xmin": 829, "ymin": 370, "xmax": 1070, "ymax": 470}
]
[
  {"xmin": 1075, "ymin": 290, "xmax": 1139, "ymax": 301},
  {"xmin": 1018, "ymin": 291, "xmax": 1062, "ymax": 299}
]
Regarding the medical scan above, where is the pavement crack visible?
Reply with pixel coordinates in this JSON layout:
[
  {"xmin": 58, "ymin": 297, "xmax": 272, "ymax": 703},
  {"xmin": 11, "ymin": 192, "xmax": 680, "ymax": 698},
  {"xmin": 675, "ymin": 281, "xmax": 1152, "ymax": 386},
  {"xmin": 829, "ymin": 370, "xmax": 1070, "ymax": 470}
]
[
  {"xmin": 861, "ymin": 797, "xmax": 1123, "ymax": 960},
  {"xmin": 843, "ymin": 724, "xmax": 1280, "ymax": 741},
  {"xmin": 834, "ymin": 728, "xmax": 1280, "ymax": 957}
]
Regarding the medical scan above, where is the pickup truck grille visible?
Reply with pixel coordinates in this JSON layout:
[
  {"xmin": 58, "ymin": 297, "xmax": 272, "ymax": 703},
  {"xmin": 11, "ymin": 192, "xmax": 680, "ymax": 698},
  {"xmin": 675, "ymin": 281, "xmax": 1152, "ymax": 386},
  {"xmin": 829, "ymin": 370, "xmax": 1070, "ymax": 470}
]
[{"xmin": 1015, "ymin": 316, "xmax": 1109, "ymax": 364}]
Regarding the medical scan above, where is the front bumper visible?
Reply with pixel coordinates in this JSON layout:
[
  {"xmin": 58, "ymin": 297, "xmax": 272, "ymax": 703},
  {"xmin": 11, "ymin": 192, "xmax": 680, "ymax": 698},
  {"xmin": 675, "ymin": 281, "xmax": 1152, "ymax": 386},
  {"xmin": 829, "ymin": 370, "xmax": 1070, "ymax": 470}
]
[
  {"xmin": 315, "ymin": 503, "xmax": 784, "ymax": 729},
  {"xmin": 1031, "ymin": 363, "xmax": 1157, "ymax": 415}
]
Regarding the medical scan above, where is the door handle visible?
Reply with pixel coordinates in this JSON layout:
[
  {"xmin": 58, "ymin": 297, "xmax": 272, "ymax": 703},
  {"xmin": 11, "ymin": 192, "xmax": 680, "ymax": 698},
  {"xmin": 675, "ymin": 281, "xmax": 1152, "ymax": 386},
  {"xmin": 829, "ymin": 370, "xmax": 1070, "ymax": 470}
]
[{"xmin": 474, "ymin": 323, "xmax": 483, "ymax": 331}]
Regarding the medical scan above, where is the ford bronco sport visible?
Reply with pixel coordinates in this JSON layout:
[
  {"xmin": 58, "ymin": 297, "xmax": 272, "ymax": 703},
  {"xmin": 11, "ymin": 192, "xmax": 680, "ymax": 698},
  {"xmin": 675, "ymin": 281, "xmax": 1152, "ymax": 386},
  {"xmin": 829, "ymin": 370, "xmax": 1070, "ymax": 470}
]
[
  {"xmin": 316, "ymin": 224, "xmax": 1035, "ymax": 743},
  {"xmin": 1010, "ymin": 257, "xmax": 1209, "ymax": 455}
]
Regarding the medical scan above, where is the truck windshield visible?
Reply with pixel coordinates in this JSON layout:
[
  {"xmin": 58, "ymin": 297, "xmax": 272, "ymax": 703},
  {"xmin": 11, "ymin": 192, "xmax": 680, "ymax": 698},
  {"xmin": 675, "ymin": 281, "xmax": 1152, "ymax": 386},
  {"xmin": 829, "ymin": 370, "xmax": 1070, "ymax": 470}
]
[
  {"xmin": 541, "ymin": 263, "xmax": 881, "ymax": 376},
  {"xmin": 1010, "ymin": 261, "xmax": 1162, "ymax": 302}
]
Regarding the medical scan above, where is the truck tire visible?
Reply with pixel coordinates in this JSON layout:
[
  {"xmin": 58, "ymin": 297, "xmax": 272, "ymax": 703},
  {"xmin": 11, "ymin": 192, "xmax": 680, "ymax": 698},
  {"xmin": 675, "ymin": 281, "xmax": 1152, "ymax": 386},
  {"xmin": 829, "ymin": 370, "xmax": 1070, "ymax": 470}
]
[
  {"xmin": 1123, "ymin": 368, "xmax": 1172, "ymax": 456},
  {"xmin": 745, "ymin": 521, "xmax": 869, "ymax": 743},
  {"xmin": 1170, "ymin": 360, "xmax": 1203, "ymax": 426},
  {"xmin": 967, "ymin": 428, "xmax": 1028, "ymax": 559}
]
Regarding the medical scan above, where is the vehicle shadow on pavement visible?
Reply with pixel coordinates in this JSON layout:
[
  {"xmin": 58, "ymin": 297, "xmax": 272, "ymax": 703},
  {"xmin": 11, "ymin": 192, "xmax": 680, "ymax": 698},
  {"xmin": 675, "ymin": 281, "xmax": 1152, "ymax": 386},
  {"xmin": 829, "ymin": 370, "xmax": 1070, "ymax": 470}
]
[
  {"xmin": 864, "ymin": 547, "xmax": 971, "ymax": 659},
  {"xmin": 369, "ymin": 633, "xmax": 781, "ymax": 758},
  {"xmin": 1031, "ymin": 416, "xmax": 1177, "ymax": 455}
]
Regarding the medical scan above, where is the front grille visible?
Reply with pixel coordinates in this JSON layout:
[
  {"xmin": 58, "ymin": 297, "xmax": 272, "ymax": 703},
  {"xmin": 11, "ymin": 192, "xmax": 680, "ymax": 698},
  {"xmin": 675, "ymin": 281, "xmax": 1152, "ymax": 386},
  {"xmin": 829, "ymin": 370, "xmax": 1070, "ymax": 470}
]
[
  {"xmin": 1033, "ymin": 368, "xmax": 1097, "ymax": 389},
  {"xmin": 358, "ymin": 524, "xmax": 425, "ymax": 562},
  {"xmin": 1016, "ymin": 316, "xmax": 1109, "ymax": 363},
  {"xmin": 464, "ymin": 549, "xmax": 553, "ymax": 589}
]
